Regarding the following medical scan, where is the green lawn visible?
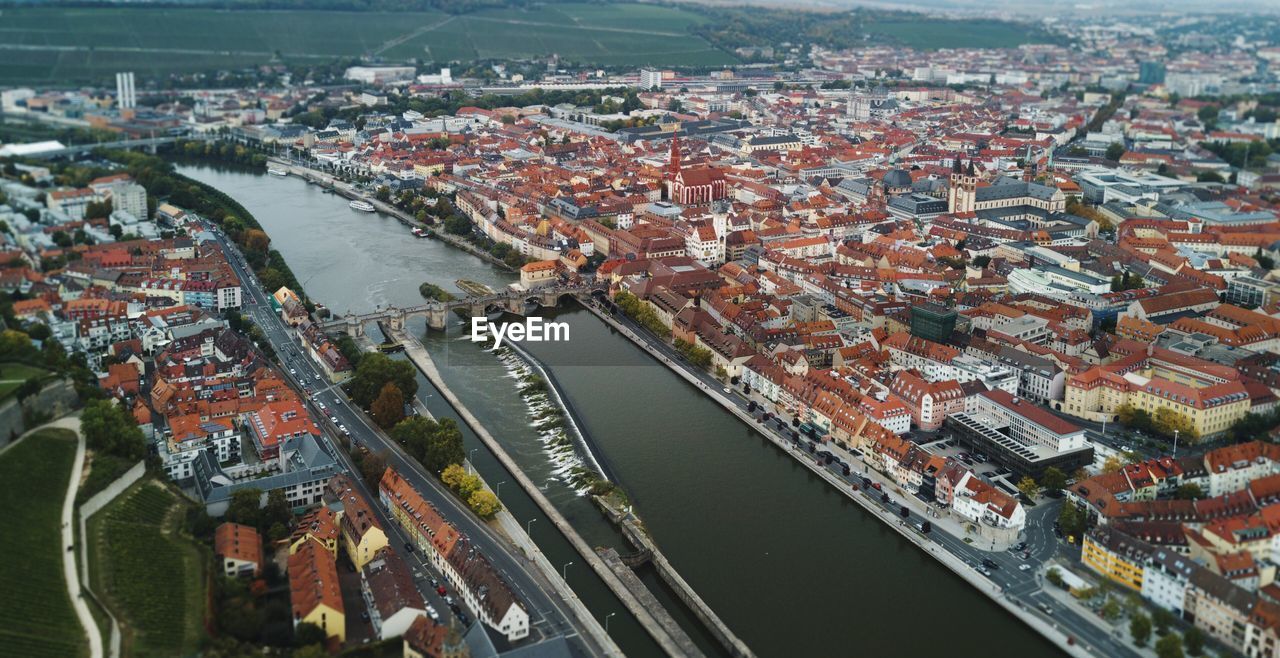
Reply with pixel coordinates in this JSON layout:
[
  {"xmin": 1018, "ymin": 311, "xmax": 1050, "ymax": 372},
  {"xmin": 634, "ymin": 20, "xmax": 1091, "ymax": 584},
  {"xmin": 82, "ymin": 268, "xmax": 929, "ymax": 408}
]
[
  {"xmin": 0, "ymin": 428, "xmax": 87, "ymax": 658},
  {"xmin": 0, "ymin": 4, "xmax": 734, "ymax": 84},
  {"xmin": 87, "ymin": 481, "xmax": 207, "ymax": 658},
  {"xmin": 0, "ymin": 362, "xmax": 51, "ymax": 401},
  {"xmin": 867, "ymin": 19, "xmax": 1056, "ymax": 50}
]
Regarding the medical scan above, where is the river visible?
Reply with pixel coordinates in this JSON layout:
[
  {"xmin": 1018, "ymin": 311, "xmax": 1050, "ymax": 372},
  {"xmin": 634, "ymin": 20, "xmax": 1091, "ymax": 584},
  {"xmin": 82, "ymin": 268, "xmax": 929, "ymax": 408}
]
[{"xmin": 180, "ymin": 164, "xmax": 1060, "ymax": 658}]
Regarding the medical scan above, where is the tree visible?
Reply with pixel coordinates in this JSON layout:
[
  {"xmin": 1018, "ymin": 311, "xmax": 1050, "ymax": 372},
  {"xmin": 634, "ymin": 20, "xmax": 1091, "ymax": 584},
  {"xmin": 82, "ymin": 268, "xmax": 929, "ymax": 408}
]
[
  {"xmin": 80, "ymin": 399, "xmax": 146, "ymax": 460},
  {"xmin": 1041, "ymin": 467, "xmax": 1068, "ymax": 493},
  {"xmin": 1106, "ymin": 142, "xmax": 1125, "ymax": 162},
  {"xmin": 441, "ymin": 463, "xmax": 482, "ymax": 499},
  {"xmin": 422, "ymin": 419, "xmax": 464, "ymax": 474},
  {"xmin": 971, "ymin": 255, "xmax": 991, "ymax": 268},
  {"xmin": 347, "ymin": 352, "xmax": 418, "ymax": 408},
  {"xmin": 1155, "ymin": 633, "xmax": 1184, "ymax": 658},
  {"xmin": 1152, "ymin": 607, "xmax": 1175, "ymax": 636},
  {"xmin": 263, "ymin": 489, "xmax": 291, "ymax": 529},
  {"xmin": 1101, "ymin": 597, "xmax": 1121, "ymax": 621},
  {"xmin": 1153, "ymin": 408, "xmax": 1197, "ymax": 444},
  {"xmin": 359, "ymin": 450, "xmax": 388, "ymax": 490},
  {"xmin": 293, "ymin": 622, "xmax": 326, "ymax": 647},
  {"xmin": 468, "ymin": 490, "xmax": 502, "ymax": 519},
  {"xmin": 1183, "ymin": 627, "xmax": 1204, "ymax": 656},
  {"xmin": 1175, "ymin": 483, "xmax": 1205, "ymax": 500},
  {"xmin": 391, "ymin": 416, "xmax": 464, "ymax": 474},
  {"xmin": 84, "ymin": 199, "xmax": 114, "ymax": 220},
  {"xmin": 1059, "ymin": 502, "xmax": 1087, "ymax": 538},
  {"xmin": 1016, "ymin": 476, "xmax": 1041, "ymax": 500},
  {"xmin": 242, "ymin": 228, "xmax": 270, "ymax": 253},
  {"xmin": 370, "ymin": 382, "xmax": 405, "ymax": 429},
  {"xmin": 1102, "ymin": 456, "xmax": 1124, "ymax": 474},
  {"xmin": 51, "ymin": 230, "xmax": 72, "ymax": 248},
  {"xmin": 1130, "ymin": 612, "xmax": 1152, "ymax": 646},
  {"xmin": 1046, "ymin": 567, "xmax": 1064, "ymax": 588},
  {"xmin": 374, "ymin": 186, "xmax": 391, "ymax": 202},
  {"xmin": 225, "ymin": 488, "xmax": 264, "ymax": 529}
]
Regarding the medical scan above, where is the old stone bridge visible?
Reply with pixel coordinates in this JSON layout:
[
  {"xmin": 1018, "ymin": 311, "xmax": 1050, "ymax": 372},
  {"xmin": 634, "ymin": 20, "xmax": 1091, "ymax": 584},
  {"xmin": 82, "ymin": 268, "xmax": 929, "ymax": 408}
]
[{"xmin": 320, "ymin": 283, "xmax": 607, "ymax": 336}]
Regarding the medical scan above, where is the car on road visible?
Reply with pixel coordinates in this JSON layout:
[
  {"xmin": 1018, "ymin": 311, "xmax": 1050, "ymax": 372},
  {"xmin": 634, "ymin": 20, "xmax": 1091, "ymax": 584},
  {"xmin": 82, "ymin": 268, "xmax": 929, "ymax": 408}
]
[
  {"xmin": 1013, "ymin": 542, "xmax": 1027, "ymax": 551},
  {"xmin": 333, "ymin": 397, "xmax": 340, "ymax": 405},
  {"xmin": 289, "ymin": 368, "xmax": 297, "ymax": 375},
  {"xmin": 436, "ymin": 585, "xmax": 447, "ymax": 596},
  {"xmin": 979, "ymin": 568, "xmax": 992, "ymax": 577},
  {"xmin": 427, "ymin": 605, "xmax": 440, "ymax": 621},
  {"xmin": 1038, "ymin": 603, "xmax": 1054, "ymax": 616},
  {"xmin": 404, "ymin": 542, "xmax": 414, "ymax": 553},
  {"xmin": 1019, "ymin": 564, "xmax": 1032, "ymax": 572},
  {"xmin": 318, "ymin": 402, "xmax": 326, "ymax": 410},
  {"xmin": 340, "ymin": 425, "xmax": 350, "ymax": 435},
  {"xmin": 722, "ymin": 387, "xmax": 730, "ymax": 393},
  {"xmin": 982, "ymin": 558, "xmax": 999, "ymax": 570},
  {"xmin": 315, "ymin": 374, "xmax": 322, "ymax": 381}
]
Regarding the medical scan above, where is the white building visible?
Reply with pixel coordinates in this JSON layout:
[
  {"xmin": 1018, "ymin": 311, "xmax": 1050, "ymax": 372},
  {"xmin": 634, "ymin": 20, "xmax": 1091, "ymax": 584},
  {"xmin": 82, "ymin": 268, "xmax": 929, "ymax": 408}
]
[
  {"xmin": 344, "ymin": 66, "xmax": 416, "ymax": 85},
  {"xmin": 115, "ymin": 71, "xmax": 136, "ymax": 109},
  {"xmin": 639, "ymin": 69, "xmax": 663, "ymax": 90}
]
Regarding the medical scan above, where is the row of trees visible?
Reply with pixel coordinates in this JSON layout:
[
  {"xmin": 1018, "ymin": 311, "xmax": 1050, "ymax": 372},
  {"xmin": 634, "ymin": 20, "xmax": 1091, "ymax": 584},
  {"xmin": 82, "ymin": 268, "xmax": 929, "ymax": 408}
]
[
  {"xmin": 389, "ymin": 416, "xmax": 465, "ymax": 475},
  {"xmin": 614, "ymin": 291, "xmax": 670, "ymax": 338},
  {"xmin": 674, "ymin": 338, "xmax": 714, "ymax": 370},
  {"xmin": 441, "ymin": 463, "xmax": 502, "ymax": 519},
  {"xmin": 1116, "ymin": 404, "xmax": 1199, "ymax": 444}
]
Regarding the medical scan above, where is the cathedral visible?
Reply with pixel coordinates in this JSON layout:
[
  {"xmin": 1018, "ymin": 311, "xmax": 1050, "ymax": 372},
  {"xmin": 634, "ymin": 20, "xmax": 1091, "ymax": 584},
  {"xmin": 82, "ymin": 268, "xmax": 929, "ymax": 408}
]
[{"xmin": 666, "ymin": 132, "xmax": 727, "ymax": 206}]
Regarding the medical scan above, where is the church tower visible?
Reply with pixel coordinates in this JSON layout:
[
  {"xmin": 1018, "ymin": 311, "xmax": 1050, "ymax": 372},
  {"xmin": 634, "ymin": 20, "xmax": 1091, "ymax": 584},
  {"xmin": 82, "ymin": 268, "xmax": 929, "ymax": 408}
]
[
  {"xmin": 947, "ymin": 159, "xmax": 978, "ymax": 213},
  {"xmin": 668, "ymin": 131, "xmax": 682, "ymax": 175}
]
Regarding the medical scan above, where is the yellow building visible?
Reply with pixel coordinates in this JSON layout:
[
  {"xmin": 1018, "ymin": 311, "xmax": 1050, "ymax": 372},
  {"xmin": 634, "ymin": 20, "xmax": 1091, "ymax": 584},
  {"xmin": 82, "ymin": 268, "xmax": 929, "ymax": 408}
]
[
  {"xmin": 288, "ymin": 540, "xmax": 345, "ymax": 641},
  {"xmin": 1061, "ymin": 347, "xmax": 1251, "ymax": 437},
  {"xmin": 289, "ymin": 507, "xmax": 340, "ymax": 558},
  {"xmin": 332, "ymin": 475, "xmax": 389, "ymax": 571},
  {"xmin": 1082, "ymin": 527, "xmax": 1148, "ymax": 591}
]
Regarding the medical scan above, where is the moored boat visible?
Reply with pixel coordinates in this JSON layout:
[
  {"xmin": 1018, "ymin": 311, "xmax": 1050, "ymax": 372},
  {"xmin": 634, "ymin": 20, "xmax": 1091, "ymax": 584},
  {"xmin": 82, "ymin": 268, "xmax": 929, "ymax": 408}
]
[
  {"xmin": 266, "ymin": 166, "xmax": 289, "ymax": 177},
  {"xmin": 349, "ymin": 199, "xmax": 376, "ymax": 213}
]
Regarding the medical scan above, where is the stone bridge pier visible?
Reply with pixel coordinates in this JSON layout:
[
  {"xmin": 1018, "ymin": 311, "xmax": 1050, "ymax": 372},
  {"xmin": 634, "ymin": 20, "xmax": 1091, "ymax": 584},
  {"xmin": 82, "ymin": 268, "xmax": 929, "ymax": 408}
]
[
  {"xmin": 344, "ymin": 313, "xmax": 364, "ymax": 337},
  {"xmin": 386, "ymin": 308, "xmax": 406, "ymax": 332}
]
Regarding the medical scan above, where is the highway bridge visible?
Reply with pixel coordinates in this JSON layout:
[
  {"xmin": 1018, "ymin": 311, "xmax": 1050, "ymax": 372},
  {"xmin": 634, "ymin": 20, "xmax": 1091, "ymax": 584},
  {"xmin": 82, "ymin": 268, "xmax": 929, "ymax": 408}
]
[
  {"xmin": 23, "ymin": 134, "xmax": 209, "ymax": 159},
  {"xmin": 320, "ymin": 283, "xmax": 606, "ymax": 335}
]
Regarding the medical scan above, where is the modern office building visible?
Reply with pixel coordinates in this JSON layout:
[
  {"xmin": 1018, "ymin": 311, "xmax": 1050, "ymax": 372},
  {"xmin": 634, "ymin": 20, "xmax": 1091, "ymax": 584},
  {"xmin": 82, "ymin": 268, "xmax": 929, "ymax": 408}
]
[{"xmin": 910, "ymin": 301, "xmax": 957, "ymax": 342}]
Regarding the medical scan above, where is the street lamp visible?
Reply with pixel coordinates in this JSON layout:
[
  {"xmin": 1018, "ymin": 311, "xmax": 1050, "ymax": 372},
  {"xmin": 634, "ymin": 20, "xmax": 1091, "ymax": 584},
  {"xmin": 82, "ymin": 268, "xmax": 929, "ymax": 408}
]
[
  {"xmin": 526, "ymin": 518, "xmax": 537, "ymax": 534},
  {"xmin": 1173, "ymin": 430, "xmax": 1180, "ymax": 458},
  {"xmin": 605, "ymin": 612, "xmax": 617, "ymax": 632},
  {"xmin": 468, "ymin": 448, "xmax": 478, "ymax": 473},
  {"xmin": 496, "ymin": 480, "xmax": 506, "ymax": 497},
  {"xmin": 562, "ymin": 561, "xmax": 573, "ymax": 580}
]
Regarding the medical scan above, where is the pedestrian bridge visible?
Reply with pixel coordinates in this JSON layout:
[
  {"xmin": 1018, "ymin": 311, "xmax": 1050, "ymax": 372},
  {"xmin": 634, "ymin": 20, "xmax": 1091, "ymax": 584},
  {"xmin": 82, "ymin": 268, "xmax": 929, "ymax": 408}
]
[{"xmin": 319, "ymin": 283, "xmax": 606, "ymax": 335}]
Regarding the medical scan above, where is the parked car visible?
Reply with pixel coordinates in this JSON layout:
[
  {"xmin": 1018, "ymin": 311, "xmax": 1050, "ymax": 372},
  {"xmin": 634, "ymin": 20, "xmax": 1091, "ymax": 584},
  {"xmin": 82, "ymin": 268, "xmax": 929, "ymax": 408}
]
[{"xmin": 436, "ymin": 585, "xmax": 447, "ymax": 596}]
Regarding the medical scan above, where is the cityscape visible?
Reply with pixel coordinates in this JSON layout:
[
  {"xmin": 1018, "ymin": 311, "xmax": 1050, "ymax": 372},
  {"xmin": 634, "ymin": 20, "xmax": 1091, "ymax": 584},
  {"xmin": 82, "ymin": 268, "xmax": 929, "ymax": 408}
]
[{"xmin": 4, "ymin": 2, "xmax": 1280, "ymax": 658}]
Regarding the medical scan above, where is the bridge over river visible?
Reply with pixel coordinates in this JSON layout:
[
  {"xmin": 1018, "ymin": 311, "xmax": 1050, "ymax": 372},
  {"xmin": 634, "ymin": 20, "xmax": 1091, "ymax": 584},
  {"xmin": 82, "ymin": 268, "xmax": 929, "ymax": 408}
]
[{"xmin": 319, "ymin": 283, "xmax": 606, "ymax": 335}]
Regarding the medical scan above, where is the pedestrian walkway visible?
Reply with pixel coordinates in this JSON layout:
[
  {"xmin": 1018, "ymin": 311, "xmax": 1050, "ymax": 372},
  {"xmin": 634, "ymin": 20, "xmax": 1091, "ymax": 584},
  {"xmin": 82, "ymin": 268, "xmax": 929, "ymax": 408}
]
[{"xmin": 50, "ymin": 416, "xmax": 105, "ymax": 658}]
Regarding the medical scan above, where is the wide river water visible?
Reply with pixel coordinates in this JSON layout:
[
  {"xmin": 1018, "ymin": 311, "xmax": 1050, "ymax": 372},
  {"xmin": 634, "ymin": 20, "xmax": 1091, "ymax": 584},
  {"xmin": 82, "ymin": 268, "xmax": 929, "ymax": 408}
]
[{"xmin": 181, "ymin": 164, "xmax": 1059, "ymax": 658}]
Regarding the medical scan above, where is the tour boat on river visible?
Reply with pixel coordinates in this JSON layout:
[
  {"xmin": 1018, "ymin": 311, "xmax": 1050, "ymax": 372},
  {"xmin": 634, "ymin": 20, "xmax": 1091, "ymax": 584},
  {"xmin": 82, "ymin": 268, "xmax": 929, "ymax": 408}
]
[{"xmin": 348, "ymin": 199, "xmax": 376, "ymax": 213}]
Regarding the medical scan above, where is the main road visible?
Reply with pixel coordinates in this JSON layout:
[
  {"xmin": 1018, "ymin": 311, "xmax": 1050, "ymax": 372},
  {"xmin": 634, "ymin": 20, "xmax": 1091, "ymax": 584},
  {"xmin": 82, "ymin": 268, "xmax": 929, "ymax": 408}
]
[{"xmin": 203, "ymin": 220, "xmax": 611, "ymax": 657}]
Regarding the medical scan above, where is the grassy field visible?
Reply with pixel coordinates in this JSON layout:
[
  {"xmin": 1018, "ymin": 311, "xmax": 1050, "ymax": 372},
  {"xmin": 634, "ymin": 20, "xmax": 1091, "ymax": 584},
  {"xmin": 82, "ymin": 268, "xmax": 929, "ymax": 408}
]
[
  {"xmin": 867, "ymin": 19, "xmax": 1056, "ymax": 50},
  {"xmin": 0, "ymin": 3, "xmax": 733, "ymax": 84},
  {"xmin": 0, "ymin": 428, "xmax": 86, "ymax": 658},
  {"xmin": 0, "ymin": 361, "xmax": 51, "ymax": 400},
  {"xmin": 87, "ymin": 480, "xmax": 207, "ymax": 658}
]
